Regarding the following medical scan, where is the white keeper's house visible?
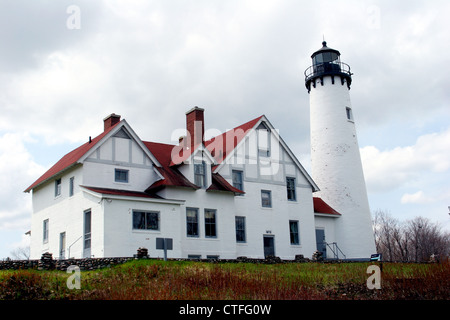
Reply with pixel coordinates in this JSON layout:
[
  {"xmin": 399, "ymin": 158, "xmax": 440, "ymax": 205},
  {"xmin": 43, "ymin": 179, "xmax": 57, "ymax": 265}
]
[{"xmin": 25, "ymin": 42, "xmax": 376, "ymax": 260}]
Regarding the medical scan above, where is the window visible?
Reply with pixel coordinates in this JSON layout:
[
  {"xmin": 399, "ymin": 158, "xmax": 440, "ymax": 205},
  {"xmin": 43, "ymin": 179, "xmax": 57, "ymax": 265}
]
[
  {"xmin": 286, "ymin": 177, "xmax": 296, "ymax": 201},
  {"xmin": 346, "ymin": 107, "xmax": 353, "ymax": 121},
  {"xmin": 289, "ymin": 221, "xmax": 300, "ymax": 245},
  {"xmin": 186, "ymin": 208, "xmax": 199, "ymax": 237},
  {"xmin": 313, "ymin": 54, "xmax": 323, "ymax": 65},
  {"xmin": 204, "ymin": 209, "xmax": 217, "ymax": 238},
  {"xmin": 235, "ymin": 216, "xmax": 246, "ymax": 243},
  {"xmin": 59, "ymin": 232, "xmax": 66, "ymax": 259},
  {"xmin": 232, "ymin": 170, "xmax": 244, "ymax": 192},
  {"xmin": 115, "ymin": 169, "xmax": 129, "ymax": 183},
  {"xmin": 84, "ymin": 210, "xmax": 91, "ymax": 250},
  {"xmin": 257, "ymin": 123, "xmax": 270, "ymax": 157},
  {"xmin": 43, "ymin": 219, "xmax": 49, "ymax": 243},
  {"xmin": 133, "ymin": 210, "xmax": 160, "ymax": 231},
  {"xmin": 261, "ymin": 190, "xmax": 272, "ymax": 208},
  {"xmin": 194, "ymin": 162, "xmax": 206, "ymax": 188},
  {"xmin": 55, "ymin": 178, "xmax": 61, "ymax": 197},
  {"xmin": 69, "ymin": 177, "xmax": 74, "ymax": 197}
]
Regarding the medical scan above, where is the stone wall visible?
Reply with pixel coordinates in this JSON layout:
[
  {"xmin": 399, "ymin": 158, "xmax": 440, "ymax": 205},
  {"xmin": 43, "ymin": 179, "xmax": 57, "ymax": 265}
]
[
  {"xmin": 1, "ymin": 251, "xmax": 357, "ymax": 271},
  {"xmin": 0, "ymin": 255, "xmax": 309, "ymax": 271},
  {"xmin": 0, "ymin": 253, "xmax": 133, "ymax": 271},
  {"xmin": 0, "ymin": 259, "xmax": 39, "ymax": 270}
]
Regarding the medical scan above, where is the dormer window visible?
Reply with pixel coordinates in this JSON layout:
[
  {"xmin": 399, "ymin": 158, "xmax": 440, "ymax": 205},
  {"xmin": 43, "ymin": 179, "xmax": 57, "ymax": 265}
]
[{"xmin": 194, "ymin": 161, "xmax": 207, "ymax": 188}]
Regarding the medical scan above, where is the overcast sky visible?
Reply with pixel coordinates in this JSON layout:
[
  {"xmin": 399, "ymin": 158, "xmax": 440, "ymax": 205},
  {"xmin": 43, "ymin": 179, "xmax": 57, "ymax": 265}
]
[{"xmin": 1, "ymin": 0, "xmax": 449, "ymax": 259}]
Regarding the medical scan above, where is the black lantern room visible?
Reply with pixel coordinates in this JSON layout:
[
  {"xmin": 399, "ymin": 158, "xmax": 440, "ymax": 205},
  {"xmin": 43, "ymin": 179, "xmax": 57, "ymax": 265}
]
[{"xmin": 304, "ymin": 41, "xmax": 352, "ymax": 93}]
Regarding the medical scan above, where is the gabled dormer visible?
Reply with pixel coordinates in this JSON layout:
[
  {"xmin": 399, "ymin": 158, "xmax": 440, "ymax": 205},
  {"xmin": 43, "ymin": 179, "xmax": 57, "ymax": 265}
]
[
  {"xmin": 145, "ymin": 107, "xmax": 243, "ymax": 196},
  {"xmin": 25, "ymin": 114, "xmax": 164, "ymax": 195},
  {"xmin": 80, "ymin": 114, "xmax": 163, "ymax": 191},
  {"xmin": 177, "ymin": 145, "xmax": 216, "ymax": 189},
  {"xmin": 80, "ymin": 114, "xmax": 161, "ymax": 167},
  {"xmin": 169, "ymin": 107, "xmax": 217, "ymax": 189},
  {"xmin": 206, "ymin": 115, "xmax": 319, "ymax": 192}
]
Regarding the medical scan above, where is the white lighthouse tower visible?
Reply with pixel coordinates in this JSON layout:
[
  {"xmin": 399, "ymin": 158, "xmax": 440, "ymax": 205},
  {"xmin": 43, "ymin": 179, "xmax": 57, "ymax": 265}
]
[{"xmin": 305, "ymin": 41, "xmax": 376, "ymax": 259}]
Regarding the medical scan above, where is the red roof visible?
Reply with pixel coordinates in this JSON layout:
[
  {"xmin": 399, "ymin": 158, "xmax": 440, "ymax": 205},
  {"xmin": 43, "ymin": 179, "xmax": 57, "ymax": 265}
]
[
  {"xmin": 313, "ymin": 197, "xmax": 341, "ymax": 216},
  {"xmin": 144, "ymin": 116, "xmax": 263, "ymax": 192},
  {"xmin": 82, "ymin": 186, "xmax": 163, "ymax": 199},
  {"xmin": 205, "ymin": 115, "xmax": 263, "ymax": 166},
  {"xmin": 144, "ymin": 141, "xmax": 200, "ymax": 192},
  {"xmin": 167, "ymin": 115, "xmax": 263, "ymax": 167},
  {"xmin": 207, "ymin": 173, "xmax": 245, "ymax": 194},
  {"xmin": 25, "ymin": 114, "xmax": 264, "ymax": 196},
  {"xmin": 24, "ymin": 122, "xmax": 120, "ymax": 192}
]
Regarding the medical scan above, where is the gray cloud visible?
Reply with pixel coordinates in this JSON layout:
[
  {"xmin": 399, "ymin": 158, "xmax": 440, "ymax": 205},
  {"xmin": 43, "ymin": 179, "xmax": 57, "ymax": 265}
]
[
  {"xmin": 0, "ymin": 0, "xmax": 449, "ymax": 248},
  {"xmin": 0, "ymin": 0, "xmax": 103, "ymax": 72}
]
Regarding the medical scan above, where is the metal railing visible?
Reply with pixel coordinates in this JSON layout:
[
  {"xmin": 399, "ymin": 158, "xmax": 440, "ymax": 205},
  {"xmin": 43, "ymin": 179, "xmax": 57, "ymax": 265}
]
[
  {"xmin": 67, "ymin": 235, "xmax": 83, "ymax": 259},
  {"xmin": 304, "ymin": 62, "xmax": 352, "ymax": 82},
  {"xmin": 325, "ymin": 242, "xmax": 346, "ymax": 260}
]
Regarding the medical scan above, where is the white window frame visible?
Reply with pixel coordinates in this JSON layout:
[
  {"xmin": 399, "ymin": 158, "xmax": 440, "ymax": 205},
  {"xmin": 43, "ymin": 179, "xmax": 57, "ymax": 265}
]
[
  {"xmin": 286, "ymin": 177, "xmax": 296, "ymax": 201},
  {"xmin": 232, "ymin": 169, "xmax": 244, "ymax": 193},
  {"xmin": 115, "ymin": 168, "xmax": 129, "ymax": 183},
  {"xmin": 194, "ymin": 162, "xmax": 207, "ymax": 188},
  {"xmin": 55, "ymin": 178, "xmax": 61, "ymax": 197},
  {"xmin": 186, "ymin": 207, "xmax": 199, "ymax": 237},
  {"xmin": 204, "ymin": 209, "xmax": 217, "ymax": 238},
  {"xmin": 289, "ymin": 220, "xmax": 300, "ymax": 245},
  {"xmin": 69, "ymin": 176, "xmax": 74, "ymax": 197},
  {"xmin": 132, "ymin": 210, "xmax": 160, "ymax": 231},
  {"xmin": 257, "ymin": 125, "xmax": 271, "ymax": 157},
  {"xmin": 261, "ymin": 190, "xmax": 272, "ymax": 208},
  {"xmin": 235, "ymin": 216, "xmax": 246, "ymax": 243},
  {"xmin": 43, "ymin": 219, "xmax": 49, "ymax": 243}
]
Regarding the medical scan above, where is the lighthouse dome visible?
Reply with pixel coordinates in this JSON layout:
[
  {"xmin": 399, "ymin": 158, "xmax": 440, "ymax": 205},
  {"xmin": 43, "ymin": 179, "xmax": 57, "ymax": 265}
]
[
  {"xmin": 304, "ymin": 41, "xmax": 352, "ymax": 92},
  {"xmin": 311, "ymin": 41, "xmax": 341, "ymax": 64}
]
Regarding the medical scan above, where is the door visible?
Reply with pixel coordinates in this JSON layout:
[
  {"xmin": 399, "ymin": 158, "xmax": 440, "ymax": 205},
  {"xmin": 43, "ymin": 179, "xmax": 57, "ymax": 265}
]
[
  {"xmin": 84, "ymin": 210, "xmax": 91, "ymax": 258},
  {"xmin": 59, "ymin": 232, "xmax": 66, "ymax": 259},
  {"xmin": 315, "ymin": 229, "xmax": 327, "ymax": 259},
  {"xmin": 263, "ymin": 235, "xmax": 275, "ymax": 258}
]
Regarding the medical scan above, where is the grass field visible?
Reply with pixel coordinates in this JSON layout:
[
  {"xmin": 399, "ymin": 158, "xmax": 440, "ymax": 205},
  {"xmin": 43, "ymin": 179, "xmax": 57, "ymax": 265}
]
[{"xmin": 0, "ymin": 259, "xmax": 449, "ymax": 300}]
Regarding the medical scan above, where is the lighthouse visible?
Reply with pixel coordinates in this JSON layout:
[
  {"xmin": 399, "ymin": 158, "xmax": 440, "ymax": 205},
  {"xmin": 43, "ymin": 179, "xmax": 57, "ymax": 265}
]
[{"xmin": 305, "ymin": 41, "xmax": 376, "ymax": 259}]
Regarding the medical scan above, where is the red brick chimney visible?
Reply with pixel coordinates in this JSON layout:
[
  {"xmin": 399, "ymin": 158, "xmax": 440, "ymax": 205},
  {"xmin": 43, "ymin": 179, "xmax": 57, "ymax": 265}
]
[
  {"xmin": 186, "ymin": 107, "xmax": 205, "ymax": 150},
  {"xmin": 103, "ymin": 113, "xmax": 121, "ymax": 131}
]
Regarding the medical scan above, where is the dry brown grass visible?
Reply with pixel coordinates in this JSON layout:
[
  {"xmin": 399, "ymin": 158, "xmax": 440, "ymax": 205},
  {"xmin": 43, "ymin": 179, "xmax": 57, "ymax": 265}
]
[{"xmin": 1, "ymin": 260, "xmax": 449, "ymax": 300}]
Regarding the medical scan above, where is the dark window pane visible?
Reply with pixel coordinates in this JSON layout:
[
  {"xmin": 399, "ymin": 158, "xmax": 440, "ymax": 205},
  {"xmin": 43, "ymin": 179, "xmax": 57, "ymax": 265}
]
[{"xmin": 146, "ymin": 212, "xmax": 159, "ymax": 230}]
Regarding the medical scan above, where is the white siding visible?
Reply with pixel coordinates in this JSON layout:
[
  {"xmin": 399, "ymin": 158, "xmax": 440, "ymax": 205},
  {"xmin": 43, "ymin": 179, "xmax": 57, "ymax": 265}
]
[
  {"xmin": 102, "ymin": 198, "xmax": 183, "ymax": 258},
  {"xmin": 30, "ymin": 168, "xmax": 103, "ymax": 259},
  {"xmin": 29, "ymin": 117, "xmax": 325, "ymax": 261},
  {"xmin": 82, "ymin": 161, "xmax": 159, "ymax": 192},
  {"xmin": 162, "ymin": 188, "xmax": 237, "ymax": 259}
]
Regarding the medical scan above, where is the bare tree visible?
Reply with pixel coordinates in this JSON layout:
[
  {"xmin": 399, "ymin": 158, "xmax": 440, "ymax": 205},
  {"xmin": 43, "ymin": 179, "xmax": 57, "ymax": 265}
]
[
  {"xmin": 9, "ymin": 246, "xmax": 30, "ymax": 260},
  {"xmin": 406, "ymin": 217, "xmax": 449, "ymax": 262},
  {"xmin": 372, "ymin": 211, "xmax": 450, "ymax": 262},
  {"xmin": 373, "ymin": 210, "xmax": 403, "ymax": 261}
]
